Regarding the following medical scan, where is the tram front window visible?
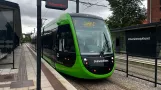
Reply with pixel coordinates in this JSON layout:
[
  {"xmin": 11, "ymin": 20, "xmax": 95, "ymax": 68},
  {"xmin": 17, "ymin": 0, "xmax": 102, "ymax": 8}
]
[{"xmin": 72, "ymin": 17, "xmax": 113, "ymax": 55}]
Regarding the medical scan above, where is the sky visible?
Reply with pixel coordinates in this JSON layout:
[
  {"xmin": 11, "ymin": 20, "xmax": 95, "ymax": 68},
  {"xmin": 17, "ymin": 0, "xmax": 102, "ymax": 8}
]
[{"xmin": 7, "ymin": 0, "xmax": 147, "ymax": 34}]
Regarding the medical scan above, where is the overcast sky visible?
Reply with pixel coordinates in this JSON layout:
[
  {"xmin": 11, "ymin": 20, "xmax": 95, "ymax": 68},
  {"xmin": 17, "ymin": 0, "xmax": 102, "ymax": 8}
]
[{"xmin": 7, "ymin": 0, "xmax": 147, "ymax": 34}]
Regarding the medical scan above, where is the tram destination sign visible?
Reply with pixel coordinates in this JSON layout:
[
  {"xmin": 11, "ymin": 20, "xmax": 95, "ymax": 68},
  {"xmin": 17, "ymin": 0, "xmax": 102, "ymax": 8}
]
[
  {"xmin": 45, "ymin": 0, "xmax": 68, "ymax": 10},
  {"xmin": 125, "ymin": 27, "xmax": 157, "ymax": 58}
]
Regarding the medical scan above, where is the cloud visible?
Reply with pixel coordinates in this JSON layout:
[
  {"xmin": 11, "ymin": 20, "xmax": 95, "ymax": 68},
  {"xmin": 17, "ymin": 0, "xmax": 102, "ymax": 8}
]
[{"xmin": 6, "ymin": 0, "xmax": 147, "ymax": 33}]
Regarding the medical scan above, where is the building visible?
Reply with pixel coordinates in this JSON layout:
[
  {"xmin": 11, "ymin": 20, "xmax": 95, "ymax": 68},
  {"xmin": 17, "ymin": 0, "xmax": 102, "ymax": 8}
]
[
  {"xmin": 147, "ymin": 0, "xmax": 161, "ymax": 23},
  {"xmin": 110, "ymin": 0, "xmax": 161, "ymax": 56},
  {"xmin": 111, "ymin": 22, "xmax": 161, "ymax": 58}
]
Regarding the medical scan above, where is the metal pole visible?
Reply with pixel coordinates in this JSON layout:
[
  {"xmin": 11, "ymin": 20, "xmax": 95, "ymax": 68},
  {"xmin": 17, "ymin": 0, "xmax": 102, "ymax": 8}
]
[
  {"xmin": 150, "ymin": 0, "xmax": 152, "ymax": 23},
  {"xmin": 154, "ymin": 25, "xmax": 158, "ymax": 87},
  {"xmin": 76, "ymin": 0, "xmax": 79, "ymax": 13},
  {"xmin": 42, "ymin": 28, "xmax": 44, "ymax": 58},
  {"xmin": 34, "ymin": 28, "xmax": 36, "ymax": 50},
  {"xmin": 126, "ymin": 52, "xmax": 128, "ymax": 77},
  {"xmin": 13, "ymin": 46, "xmax": 14, "ymax": 69},
  {"xmin": 12, "ymin": 10, "xmax": 15, "ymax": 69},
  {"xmin": 155, "ymin": 57, "xmax": 157, "ymax": 87},
  {"xmin": 12, "ymin": 33, "xmax": 15, "ymax": 69},
  {"xmin": 37, "ymin": 0, "xmax": 42, "ymax": 90}
]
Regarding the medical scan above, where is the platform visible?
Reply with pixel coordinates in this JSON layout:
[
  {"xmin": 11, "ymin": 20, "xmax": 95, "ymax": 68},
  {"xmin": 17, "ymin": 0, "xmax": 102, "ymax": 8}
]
[{"xmin": 0, "ymin": 44, "xmax": 76, "ymax": 90}]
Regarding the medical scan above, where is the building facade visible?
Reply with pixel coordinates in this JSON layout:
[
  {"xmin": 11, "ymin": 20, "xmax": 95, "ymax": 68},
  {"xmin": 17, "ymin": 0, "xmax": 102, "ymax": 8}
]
[{"xmin": 147, "ymin": 0, "xmax": 161, "ymax": 23}]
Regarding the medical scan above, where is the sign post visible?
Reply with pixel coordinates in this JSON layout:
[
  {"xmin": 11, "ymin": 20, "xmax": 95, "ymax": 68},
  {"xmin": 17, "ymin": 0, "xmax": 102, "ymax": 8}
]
[
  {"xmin": 76, "ymin": 0, "xmax": 79, "ymax": 13},
  {"xmin": 37, "ymin": 0, "xmax": 41, "ymax": 90},
  {"xmin": 37, "ymin": 0, "xmax": 68, "ymax": 90}
]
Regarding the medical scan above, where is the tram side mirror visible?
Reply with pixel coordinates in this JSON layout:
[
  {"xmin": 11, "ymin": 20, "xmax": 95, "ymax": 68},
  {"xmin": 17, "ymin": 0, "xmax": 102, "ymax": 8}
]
[{"xmin": 57, "ymin": 20, "xmax": 69, "ymax": 25}]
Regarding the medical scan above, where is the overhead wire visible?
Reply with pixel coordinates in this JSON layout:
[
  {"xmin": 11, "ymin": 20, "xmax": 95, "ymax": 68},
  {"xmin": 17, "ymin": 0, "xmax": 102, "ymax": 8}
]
[
  {"xmin": 42, "ymin": 0, "xmax": 107, "ymax": 17},
  {"xmin": 69, "ymin": 0, "xmax": 107, "ymax": 7},
  {"xmin": 42, "ymin": 8, "xmax": 49, "ymax": 18},
  {"xmin": 84, "ymin": 1, "xmax": 103, "ymax": 10}
]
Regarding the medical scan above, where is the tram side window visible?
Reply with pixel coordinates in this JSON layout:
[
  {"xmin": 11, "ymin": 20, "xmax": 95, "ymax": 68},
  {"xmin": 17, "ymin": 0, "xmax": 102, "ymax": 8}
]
[
  {"xmin": 64, "ymin": 32, "xmax": 75, "ymax": 52},
  {"xmin": 58, "ymin": 24, "xmax": 75, "ymax": 53}
]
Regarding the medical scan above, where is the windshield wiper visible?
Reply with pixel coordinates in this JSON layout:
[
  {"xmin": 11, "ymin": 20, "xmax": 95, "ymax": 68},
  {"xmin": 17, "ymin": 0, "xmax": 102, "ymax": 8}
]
[{"xmin": 100, "ymin": 33, "xmax": 110, "ymax": 56}]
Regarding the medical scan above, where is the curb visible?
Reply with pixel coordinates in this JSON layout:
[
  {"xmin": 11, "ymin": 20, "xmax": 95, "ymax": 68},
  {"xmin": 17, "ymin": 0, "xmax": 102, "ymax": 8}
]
[{"xmin": 26, "ymin": 44, "xmax": 77, "ymax": 90}]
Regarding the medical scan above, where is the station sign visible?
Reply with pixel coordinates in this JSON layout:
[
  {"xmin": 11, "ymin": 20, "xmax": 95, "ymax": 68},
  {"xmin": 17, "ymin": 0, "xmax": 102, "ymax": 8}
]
[
  {"xmin": 45, "ymin": 0, "xmax": 68, "ymax": 10},
  {"xmin": 125, "ymin": 27, "xmax": 157, "ymax": 58}
]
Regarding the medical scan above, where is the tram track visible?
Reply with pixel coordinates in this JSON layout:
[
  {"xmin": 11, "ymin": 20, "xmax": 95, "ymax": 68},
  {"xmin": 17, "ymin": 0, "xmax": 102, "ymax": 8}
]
[
  {"xmin": 28, "ymin": 44, "xmax": 127, "ymax": 90},
  {"xmin": 27, "ymin": 44, "xmax": 161, "ymax": 90},
  {"xmin": 63, "ymin": 59, "xmax": 161, "ymax": 90},
  {"xmin": 60, "ymin": 69, "xmax": 130, "ymax": 90},
  {"xmin": 64, "ymin": 75, "xmax": 128, "ymax": 90}
]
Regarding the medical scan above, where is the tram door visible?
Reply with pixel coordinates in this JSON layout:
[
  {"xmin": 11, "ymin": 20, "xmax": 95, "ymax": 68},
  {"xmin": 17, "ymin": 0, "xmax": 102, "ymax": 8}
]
[{"xmin": 56, "ymin": 24, "xmax": 76, "ymax": 67}]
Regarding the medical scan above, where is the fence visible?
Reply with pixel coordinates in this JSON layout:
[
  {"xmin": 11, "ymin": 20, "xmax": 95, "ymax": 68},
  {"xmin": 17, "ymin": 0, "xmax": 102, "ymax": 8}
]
[
  {"xmin": 111, "ymin": 22, "xmax": 161, "ymax": 87},
  {"xmin": 115, "ymin": 51, "xmax": 161, "ymax": 87}
]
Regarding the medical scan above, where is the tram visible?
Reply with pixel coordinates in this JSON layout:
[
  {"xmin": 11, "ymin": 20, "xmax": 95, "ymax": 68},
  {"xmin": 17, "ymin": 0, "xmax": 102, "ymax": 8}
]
[{"xmin": 32, "ymin": 13, "xmax": 115, "ymax": 79}]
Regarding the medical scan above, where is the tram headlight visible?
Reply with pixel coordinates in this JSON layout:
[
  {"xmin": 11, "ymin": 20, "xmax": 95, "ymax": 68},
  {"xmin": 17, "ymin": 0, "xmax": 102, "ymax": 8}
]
[
  {"xmin": 111, "ymin": 57, "xmax": 114, "ymax": 63},
  {"xmin": 112, "ymin": 60, "xmax": 113, "ymax": 63},
  {"xmin": 85, "ymin": 62, "xmax": 88, "ymax": 65},
  {"xmin": 94, "ymin": 69, "xmax": 96, "ymax": 72},
  {"xmin": 84, "ymin": 58, "xmax": 87, "ymax": 61}
]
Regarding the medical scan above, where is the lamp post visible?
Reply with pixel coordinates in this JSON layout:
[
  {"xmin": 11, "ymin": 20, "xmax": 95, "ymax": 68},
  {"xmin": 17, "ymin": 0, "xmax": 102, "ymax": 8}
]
[{"xmin": 37, "ymin": 0, "xmax": 41, "ymax": 90}]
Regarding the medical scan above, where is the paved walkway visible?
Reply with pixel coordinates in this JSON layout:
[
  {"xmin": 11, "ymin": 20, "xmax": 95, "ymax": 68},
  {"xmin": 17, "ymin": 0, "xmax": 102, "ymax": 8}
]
[
  {"xmin": 0, "ymin": 53, "xmax": 7, "ymax": 60},
  {"xmin": 0, "ymin": 46, "xmax": 21, "ymax": 69},
  {"xmin": 27, "ymin": 43, "xmax": 77, "ymax": 90},
  {"xmin": 116, "ymin": 54, "xmax": 161, "ymax": 66},
  {"xmin": 0, "ymin": 44, "xmax": 54, "ymax": 90}
]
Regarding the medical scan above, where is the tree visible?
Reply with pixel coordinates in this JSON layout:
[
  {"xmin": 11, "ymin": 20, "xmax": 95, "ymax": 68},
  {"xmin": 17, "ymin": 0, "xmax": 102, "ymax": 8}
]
[
  {"xmin": 106, "ymin": 0, "xmax": 146, "ymax": 29},
  {"xmin": 21, "ymin": 34, "xmax": 31, "ymax": 43}
]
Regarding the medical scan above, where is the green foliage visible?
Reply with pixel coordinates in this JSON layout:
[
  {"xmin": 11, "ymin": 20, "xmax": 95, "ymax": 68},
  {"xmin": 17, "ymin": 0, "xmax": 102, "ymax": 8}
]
[
  {"xmin": 106, "ymin": 0, "xmax": 146, "ymax": 29},
  {"xmin": 21, "ymin": 35, "xmax": 31, "ymax": 43}
]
